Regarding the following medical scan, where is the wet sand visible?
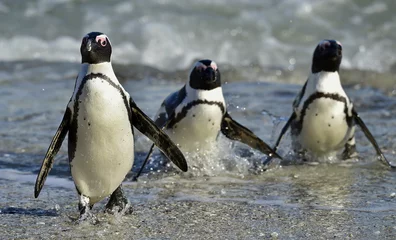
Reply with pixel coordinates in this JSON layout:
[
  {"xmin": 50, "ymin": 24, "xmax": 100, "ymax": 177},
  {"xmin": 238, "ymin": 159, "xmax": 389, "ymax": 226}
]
[{"xmin": 1, "ymin": 163, "xmax": 396, "ymax": 240}]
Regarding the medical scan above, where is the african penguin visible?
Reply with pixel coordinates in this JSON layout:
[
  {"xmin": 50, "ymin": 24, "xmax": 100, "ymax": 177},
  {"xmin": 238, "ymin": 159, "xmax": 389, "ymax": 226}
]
[
  {"xmin": 34, "ymin": 32, "xmax": 187, "ymax": 223},
  {"xmin": 268, "ymin": 39, "xmax": 394, "ymax": 168},
  {"xmin": 134, "ymin": 59, "xmax": 281, "ymax": 179}
]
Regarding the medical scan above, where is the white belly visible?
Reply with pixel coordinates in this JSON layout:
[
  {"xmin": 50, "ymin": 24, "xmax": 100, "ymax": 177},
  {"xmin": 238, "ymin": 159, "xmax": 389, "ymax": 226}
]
[
  {"xmin": 70, "ymin": 79, "xmax": 134, "ymax": 204},
  {"xmin": 298, "ymin": 98, "xmax": 351, "ymax": 154},
  {"xmin": 166, "ymin": 104, "xmax": 223, "ymax": 153}
]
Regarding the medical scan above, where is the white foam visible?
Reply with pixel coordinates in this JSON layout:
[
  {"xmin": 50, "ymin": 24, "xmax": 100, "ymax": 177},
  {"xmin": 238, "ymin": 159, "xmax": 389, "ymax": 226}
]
[
  {"xmin": 0, "ymin": 168, "xmax": 74, "ymax": 189},
  {"xmin": 0, "ymin": 0, "xmax": 395, "ymax": 72},
  {"xmin": 0, "ymin": 36, "xmax": 80, "ymax": 62}
]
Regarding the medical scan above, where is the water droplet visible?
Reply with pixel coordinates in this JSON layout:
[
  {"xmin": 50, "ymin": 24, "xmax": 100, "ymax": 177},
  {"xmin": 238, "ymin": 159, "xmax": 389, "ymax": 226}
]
[
  {"xmin": 54, "ymin": 204, "xmax": 60, "ymax": 211},
  {"xmin": 271, "ymin": 232, "xmax": 279, "ymax": 238}
]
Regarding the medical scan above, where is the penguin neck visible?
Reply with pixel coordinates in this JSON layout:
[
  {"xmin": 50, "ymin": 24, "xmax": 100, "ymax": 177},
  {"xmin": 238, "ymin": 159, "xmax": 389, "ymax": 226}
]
[
  {"xmin": 307, "ymin": 71, "xmax": 343, "ymax": 94},
  {"xmin": 186, "ymin": 83, "xmax": 224, "ymax": 102},
  {"xmin": 80, "ymin": 62, "xmax": 118, "ymax": 83}
]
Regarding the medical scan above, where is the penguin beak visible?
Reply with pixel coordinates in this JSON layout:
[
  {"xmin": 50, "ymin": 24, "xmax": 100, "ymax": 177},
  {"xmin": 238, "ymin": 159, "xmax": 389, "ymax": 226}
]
[
  {"xmin": 329, "ymin": 46, "xmax": 342, "ymax": 61},
  {"xmin": 329, "ymin": 44, "xmax": 341, "ymax": 56},
  {"xmin": 203, "ymin": 67, "xmax": 216, "ymax": 82},
  {"xmin": 322, "ymin": 43, "xmax": 342, "ymax": 59}
]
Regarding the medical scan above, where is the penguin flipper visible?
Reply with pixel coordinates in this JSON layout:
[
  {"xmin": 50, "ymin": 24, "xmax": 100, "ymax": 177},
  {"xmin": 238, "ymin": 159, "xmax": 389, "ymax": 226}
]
[
  {"xmin": 352, "ymin": 109, "xmax": 396, "ymax": 168},
  {"xmin": 273, "ymin": 112, "xmax": 296, "ymax": 152},
  {"xmin": 221, "ymin": 112, "xmax": 282, "ymax": 160},
  {"xmin": 34, "ymin": 108, "xmax": 71, "ymax": 198},
  {"xmin": 163, "ymin": 85, "xmax": 186, "ymax": 118},
  {"xmin": 129, "ymin": 98, "xmax": 188, "ymax": 172}
]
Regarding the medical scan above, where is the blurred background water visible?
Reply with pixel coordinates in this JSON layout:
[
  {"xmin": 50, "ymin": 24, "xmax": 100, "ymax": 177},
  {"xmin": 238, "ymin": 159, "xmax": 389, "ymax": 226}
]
[
  {"xmin": 1, "ymin": 0, "xmax": 396, "ymax": 239},
  {"xmin": 0, "ymin": 0, "xmax": 396, "ymax": 72}
]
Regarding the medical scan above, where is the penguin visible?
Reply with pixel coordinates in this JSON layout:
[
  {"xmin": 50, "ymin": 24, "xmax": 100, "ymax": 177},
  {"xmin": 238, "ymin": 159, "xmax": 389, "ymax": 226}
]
[
  {"xmin": 34, "ymin": 32, "xmax": 188, "ymax": 223},
  {"xmin": 134, "ymin": 59, "xmax": 282, "ymax": 179},
  {"xmin": 266, "ymin": 39, "xmax": 394, "ymax": 168}
]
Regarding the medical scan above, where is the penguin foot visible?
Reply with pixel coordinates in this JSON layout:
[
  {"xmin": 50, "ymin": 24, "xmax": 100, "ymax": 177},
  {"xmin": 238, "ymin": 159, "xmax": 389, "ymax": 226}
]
[
  {"xmin": 105, "ymin": 185, "xmax": 133, "ymax": 215},
  {"xmin": 77, "ymin": 194, "xmax": 98, "ymax": 224},
  {"xmin": 77, "ymin": 209, "xmax": 99, "ymax": 225},
  {"xmin": 294, "ymin": 149, "xmax": 308, "ymax": 162},
  {"xmin": 342, "ymin": 143, "xmax": 358, "ymax": 160}
]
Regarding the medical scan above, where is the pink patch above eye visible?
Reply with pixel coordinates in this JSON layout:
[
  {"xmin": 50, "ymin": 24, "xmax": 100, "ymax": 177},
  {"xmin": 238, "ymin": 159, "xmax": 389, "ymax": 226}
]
[
  {"xmin": 319, "ymin": 40, "xmax": 331, "ymax": 49},
  {"xmin": 95, "ymin": 35, "xmax": 108, "ymax": 47},
  {"xmin": 194, "ymin": 61, "xmax": 218, "ymax": 71},
  {"xmin": 195, "ymin": 63, "xmax": 207, "ymax": 71}
]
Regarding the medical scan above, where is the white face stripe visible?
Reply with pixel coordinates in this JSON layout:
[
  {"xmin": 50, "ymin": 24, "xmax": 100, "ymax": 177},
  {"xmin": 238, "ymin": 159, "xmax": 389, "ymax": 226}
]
[
  {"xmin": 86, "ymin": 40, "xmax": 92, "ymax": 51},
  {"xmin": 210, "ymin": 61, "xmax": 218, "ymax": 70}
]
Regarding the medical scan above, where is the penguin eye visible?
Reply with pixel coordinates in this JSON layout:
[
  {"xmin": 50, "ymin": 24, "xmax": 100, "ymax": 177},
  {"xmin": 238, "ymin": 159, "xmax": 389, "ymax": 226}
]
[
  {"xmin": 95, "ymin": 35, "xmax": 108, "ymax": 47},
  {"xmin": 100, "ymin": 39, "xmax": 107, "ymax": 47}
]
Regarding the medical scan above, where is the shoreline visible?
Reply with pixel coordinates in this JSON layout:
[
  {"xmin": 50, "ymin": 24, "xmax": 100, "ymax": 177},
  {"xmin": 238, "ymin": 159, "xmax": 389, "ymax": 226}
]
[{"xmin": 0, "ymin": 60, "xmax": 394, "ymax": 95}]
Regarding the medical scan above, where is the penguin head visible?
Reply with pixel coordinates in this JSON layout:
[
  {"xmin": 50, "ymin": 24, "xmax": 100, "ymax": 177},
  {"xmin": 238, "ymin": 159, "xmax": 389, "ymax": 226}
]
[
  {"xmin": 80, "ymin": 32, "xmax": 112, "ymax": 64},
  {"xmin": 189, "ymin": 59, "xmax": 221, "ymax": 90},
  {"xmin": 311, "ymin": 39, "xmax": 342, "ymax": 73}
]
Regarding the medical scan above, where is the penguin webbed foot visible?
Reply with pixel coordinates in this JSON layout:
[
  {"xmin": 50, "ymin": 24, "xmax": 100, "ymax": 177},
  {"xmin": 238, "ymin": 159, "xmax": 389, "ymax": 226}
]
[
  {"xmin": 77, "ymin": 208, "xmax": 99, "ymax": 225},
  {"xmin": 77, "ymin": 195, "xmax": 98, "ymax": 225},
  {"xmin": 341, "ymin": 143, "xmax": 358, "ymax": 160},
  {"xmin": 105, "ymin": 185, "xmax": 132, "ymax": 215}
]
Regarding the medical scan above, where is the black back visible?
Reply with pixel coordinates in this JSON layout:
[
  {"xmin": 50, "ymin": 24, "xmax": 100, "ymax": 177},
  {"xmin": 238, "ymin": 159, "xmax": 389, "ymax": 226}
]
[
  {"xmin": 189, "ymin": 59, "xmax": 221, "ymax": 90},
  {"xmin": 311, "ymin": 40, "xmax": 342, "ymax": 73},
  {"xmin": 80, "ymin": 32, "xmax": 112, "ymax": 64}
]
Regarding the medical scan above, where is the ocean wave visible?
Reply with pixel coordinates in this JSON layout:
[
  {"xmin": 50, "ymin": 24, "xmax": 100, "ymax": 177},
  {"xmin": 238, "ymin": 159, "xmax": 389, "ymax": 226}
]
[{"xmin": 0, "ymin": 0, "xmax": 395, "ymax": 72}]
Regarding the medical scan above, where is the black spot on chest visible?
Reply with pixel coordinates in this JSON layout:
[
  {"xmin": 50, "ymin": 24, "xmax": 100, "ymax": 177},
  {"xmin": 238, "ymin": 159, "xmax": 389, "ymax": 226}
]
[
  {"xmin": 68, "ymin": 73, "xmax": 133, "ymax": 162},
  {"xmin": 293, "ymin": 92, "xmax": 353, "ymax": 135}
]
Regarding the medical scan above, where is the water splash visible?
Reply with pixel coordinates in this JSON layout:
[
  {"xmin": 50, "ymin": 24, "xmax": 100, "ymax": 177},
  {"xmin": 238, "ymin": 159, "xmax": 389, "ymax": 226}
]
[{"xmin": 1, "ymin": 0, "xmax": 396, "ymax": 71}]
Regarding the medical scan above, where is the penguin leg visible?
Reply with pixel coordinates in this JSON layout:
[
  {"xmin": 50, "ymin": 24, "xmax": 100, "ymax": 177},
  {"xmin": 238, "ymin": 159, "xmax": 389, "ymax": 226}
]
[
  {"xmin": 287, "ymin": 133, "xmax": 309, "ymax": 163},
  {"xmin": 342, "ymin": 137, "xmax": 358, "ymax": 160},
  {"xmin": 105, "ymin": 185, "xmax": 132, "ymax": 215},
  {"xmin": 341, "ymin": 127, "xmax": 358, "ymax": 160},
  {"xmin": 77, "ymin": 194, "xmax": 98, "ymax": 224}
]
